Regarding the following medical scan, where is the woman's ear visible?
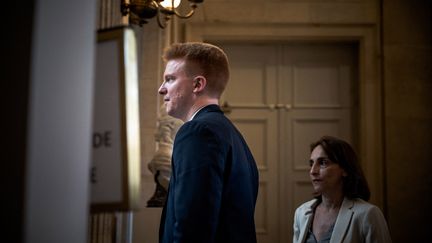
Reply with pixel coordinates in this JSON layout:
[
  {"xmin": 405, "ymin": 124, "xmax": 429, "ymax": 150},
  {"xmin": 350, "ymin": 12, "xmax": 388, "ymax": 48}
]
[
  {"xmin": 193, "ymin": 76, "xmax": 207, "ymax": 93},
  {"xmin": 342, "ymin": 170, "xmax": 348, "ymax": 177}
]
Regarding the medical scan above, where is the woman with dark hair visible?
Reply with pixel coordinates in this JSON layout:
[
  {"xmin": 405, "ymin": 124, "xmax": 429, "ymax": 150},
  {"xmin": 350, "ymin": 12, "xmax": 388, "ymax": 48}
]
[{"xmin": 293, "ymin": 136, "xmax": 391, "ymax": 243}]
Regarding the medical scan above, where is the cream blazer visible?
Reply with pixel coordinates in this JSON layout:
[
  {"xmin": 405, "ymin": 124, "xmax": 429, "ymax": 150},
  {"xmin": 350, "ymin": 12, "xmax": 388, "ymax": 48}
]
[{"xmin": 293, "ymin": 197, "xmax": 392, "ymax": 243}]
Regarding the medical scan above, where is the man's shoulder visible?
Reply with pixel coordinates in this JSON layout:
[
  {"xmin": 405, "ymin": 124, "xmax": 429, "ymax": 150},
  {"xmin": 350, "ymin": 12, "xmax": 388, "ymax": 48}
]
[
  {"xmin": 176, "ymin": 118, "xmax": 220, "ymax": 138},
  {"xmin": 189, "ymin": 108, "xmax": 230, "ymax": 129}
]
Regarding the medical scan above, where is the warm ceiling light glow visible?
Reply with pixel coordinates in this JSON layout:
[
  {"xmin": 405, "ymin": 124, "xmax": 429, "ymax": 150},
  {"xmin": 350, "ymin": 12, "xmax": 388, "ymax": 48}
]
[
  {"xmin": 160, "ymin": 0, "xmax": 181, "ymax": 9},
  {"xmin": 121, "ymin": 0, "xmax": 204, "ymax": 28}
]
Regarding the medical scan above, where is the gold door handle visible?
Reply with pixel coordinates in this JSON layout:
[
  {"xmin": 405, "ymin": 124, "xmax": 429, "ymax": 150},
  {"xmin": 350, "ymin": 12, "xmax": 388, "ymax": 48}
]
[
  {"xmin": 272, "ymin": 104, "xmax": 292, "ymax": 111},
  {"xmin": 275, "ymin": 104, "xmax": 284, "ymax": 109},
  {"xmin": 268, "ymin": 104, "xmax": 276, "ymax": 110},
  {"xmin": 221, "ymin": 101, "xmax": 232, "ymax": 114}
]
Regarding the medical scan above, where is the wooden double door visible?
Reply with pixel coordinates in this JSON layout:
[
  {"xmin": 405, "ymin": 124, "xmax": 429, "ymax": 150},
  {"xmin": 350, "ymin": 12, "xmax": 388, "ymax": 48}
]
[{"xmin": 216, "ymin": 42, "xmax": 358, "ymax": 243}]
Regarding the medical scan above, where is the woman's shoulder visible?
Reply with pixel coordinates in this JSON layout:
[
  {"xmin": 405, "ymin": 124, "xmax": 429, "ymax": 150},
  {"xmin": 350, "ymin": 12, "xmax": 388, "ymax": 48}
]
[
  {"xmin": 346, "ymin": 198, "xmax": 384, "ymax": 216},
  {"xmin": 296, "ymin": 198, "xmax": 319, "ymax": 213},
  {"xmin": 351, "ymin": 198, "xmax": 375, "ymax": 208}
]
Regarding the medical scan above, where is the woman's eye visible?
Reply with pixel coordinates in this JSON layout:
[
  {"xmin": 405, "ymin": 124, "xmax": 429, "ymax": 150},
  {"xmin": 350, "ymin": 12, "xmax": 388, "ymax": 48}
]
[
  {"xmin": 309, "ymin": 158, "xmax": 330, "ymax": 168},
  {"xmin": 319, "ymin": 158, "xmax": 329, "ymax": 167}
]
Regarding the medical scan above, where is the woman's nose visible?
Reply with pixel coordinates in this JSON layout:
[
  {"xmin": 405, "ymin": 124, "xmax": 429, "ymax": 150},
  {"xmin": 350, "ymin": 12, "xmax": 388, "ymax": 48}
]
[{"xmin": 310, "ymin": 162, "xmax": 319, "ymax": 175}]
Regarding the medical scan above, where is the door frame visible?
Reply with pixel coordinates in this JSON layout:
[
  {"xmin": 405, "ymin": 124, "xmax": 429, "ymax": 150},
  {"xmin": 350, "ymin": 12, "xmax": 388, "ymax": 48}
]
[{"xmin": 185, "ymin": 23, "xmax": 383, "ymax": 241}]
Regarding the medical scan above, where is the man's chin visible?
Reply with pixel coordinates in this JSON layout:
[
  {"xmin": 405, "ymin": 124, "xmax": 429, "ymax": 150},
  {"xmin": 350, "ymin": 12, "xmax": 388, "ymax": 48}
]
[{"xmin": 166, "ymin": 110, "xmax": 178, "ymax": 119}]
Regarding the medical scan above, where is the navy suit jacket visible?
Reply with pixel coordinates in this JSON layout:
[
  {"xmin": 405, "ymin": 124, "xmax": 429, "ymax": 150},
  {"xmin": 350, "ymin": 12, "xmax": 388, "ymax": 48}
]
[{"xmin": 159, "ymin": 105, "xmax": 259, "ymax": 243}]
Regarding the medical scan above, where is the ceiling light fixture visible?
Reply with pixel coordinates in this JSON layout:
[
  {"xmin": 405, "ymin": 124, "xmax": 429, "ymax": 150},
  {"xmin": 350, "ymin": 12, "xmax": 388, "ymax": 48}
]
[{"xmin": 121, "ymin": 0, "xmax": 204, "ymax": 28}]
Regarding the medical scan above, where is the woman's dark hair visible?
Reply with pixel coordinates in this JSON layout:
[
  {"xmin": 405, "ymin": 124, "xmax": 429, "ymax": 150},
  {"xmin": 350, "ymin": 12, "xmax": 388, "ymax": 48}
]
[{"xmin": 310, "ymin": 136, "xmax": 370, "ymax": 201}]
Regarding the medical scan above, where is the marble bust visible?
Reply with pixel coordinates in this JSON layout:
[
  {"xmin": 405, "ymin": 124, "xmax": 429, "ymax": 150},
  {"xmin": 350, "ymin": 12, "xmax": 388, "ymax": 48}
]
[{"xmin": 147, "ymin": 104, "xmax": 183, "ymax": 207}]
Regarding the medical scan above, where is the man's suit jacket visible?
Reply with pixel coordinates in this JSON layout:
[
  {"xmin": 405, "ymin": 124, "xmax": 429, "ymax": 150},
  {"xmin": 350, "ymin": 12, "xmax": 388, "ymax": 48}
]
[
  {"xmin": 293, "ymin": 197, "xmax": 392, "ymax": 243},
  {"xmin": 159, "ymin": 105, "xmax": 259, "ymax": 243}
]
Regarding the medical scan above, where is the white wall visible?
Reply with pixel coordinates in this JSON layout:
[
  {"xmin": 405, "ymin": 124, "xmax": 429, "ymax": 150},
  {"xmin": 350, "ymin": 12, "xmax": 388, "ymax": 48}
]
[{"xmin": 24, "ymin": 0, "xmax": 97, "ymax": 242}]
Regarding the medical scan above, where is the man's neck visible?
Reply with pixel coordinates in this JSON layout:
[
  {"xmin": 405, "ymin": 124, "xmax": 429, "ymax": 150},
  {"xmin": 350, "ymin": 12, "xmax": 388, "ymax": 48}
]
[{"xmin": 185, "ymin": 98, "xmax": 219, "ymax": 121}]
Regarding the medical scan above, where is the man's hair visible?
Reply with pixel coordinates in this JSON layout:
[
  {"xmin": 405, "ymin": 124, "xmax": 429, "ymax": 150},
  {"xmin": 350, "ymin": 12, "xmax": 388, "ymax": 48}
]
[
  {"xmin": 310, "ymin": 136, "xmax": 371, "ymax": 201},
  {"xmin": 162, "ymin": 42, "xmax": 230, "ymax": 98}
]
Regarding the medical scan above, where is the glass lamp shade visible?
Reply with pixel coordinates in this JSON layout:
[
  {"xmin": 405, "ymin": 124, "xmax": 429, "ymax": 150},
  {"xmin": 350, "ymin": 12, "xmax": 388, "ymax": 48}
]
[{"xmin": 160, "ymin": 0, "xmax": 181, "ymax": 9}]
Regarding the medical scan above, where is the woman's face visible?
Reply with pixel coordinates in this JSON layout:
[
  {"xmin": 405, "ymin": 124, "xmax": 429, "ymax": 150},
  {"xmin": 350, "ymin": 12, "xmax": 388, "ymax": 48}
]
[{"xmin": 309, "ymin": 145, "xmax": 347, "ymax": 195}]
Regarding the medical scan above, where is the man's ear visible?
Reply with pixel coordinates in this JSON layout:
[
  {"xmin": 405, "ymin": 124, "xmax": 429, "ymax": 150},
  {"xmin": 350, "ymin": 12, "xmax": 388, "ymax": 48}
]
[{"xmin": 193, "ymin": 76, "xmax": 207, "ymax": 93}]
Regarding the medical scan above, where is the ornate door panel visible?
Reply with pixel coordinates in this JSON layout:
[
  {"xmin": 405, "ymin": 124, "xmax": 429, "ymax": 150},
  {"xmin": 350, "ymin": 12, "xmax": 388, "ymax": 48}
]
[{"xmin": 217, "ymin": 42, "xmax": 357, "ymax": 243}]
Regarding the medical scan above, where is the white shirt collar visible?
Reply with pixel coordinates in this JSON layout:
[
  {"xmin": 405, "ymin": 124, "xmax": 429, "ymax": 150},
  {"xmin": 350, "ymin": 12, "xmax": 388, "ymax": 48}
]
[{"xmin": 189, "ymin": 105, "xmax": 207, "ymax": 121}]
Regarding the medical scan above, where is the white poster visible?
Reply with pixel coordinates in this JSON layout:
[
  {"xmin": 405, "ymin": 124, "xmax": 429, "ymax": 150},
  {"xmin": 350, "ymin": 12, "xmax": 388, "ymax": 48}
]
[{"xmin": 91, "ymin": 27, "xmax": 141, "ymax": 212}]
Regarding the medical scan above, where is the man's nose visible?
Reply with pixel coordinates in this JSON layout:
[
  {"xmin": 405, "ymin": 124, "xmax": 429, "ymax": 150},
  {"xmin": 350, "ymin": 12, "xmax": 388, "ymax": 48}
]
[{"xmin": 158, "ymin": 84, "xmax": 166, "ymax": 95}]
